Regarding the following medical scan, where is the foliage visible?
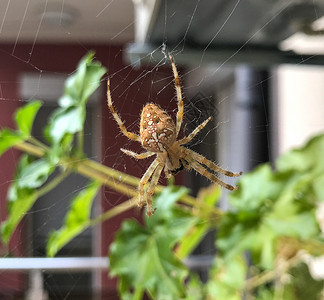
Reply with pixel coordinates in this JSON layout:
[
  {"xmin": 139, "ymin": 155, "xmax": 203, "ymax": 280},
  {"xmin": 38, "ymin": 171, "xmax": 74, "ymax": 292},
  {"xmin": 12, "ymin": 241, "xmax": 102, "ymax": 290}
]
[
  {"xmin": 110, "ymin": 186, "xmax": 199, "ymax": 300},
  {"xmin": 0, "ymin": 52, "xmax": 105, "ymax": 247},
  {"xmin": 109, "ymin": 134, "xmax": 324, "ymax": 300},
  {"xmin": 0, "ymin": 101, "xmax": 42, "ymax": 156},
  {"xmin": 0, "ymin": 52, "xmax": 324, "ymax": 299},
  {"xmin": 47, "ymin": 180, "xmax": 101, "ymax": 257}
]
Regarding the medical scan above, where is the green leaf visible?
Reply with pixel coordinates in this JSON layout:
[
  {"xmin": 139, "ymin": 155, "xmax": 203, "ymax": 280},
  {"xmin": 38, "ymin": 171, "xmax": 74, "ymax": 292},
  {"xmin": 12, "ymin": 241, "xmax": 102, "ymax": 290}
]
[
  {"xmin": 176, "ymin": 185, "xmax": 220, "ymax": 259},
  {"xmin": 1, "ymin": 188, "xmax": 37, "ymax": 244},
  {"xmin": 110, "ymin": 220, "xmax": 188, "ymax": 300},
  {"xmin": 1, "ymin": 155, "xmax": 38, "ymax": 243},
  {"xmin": 288, "ymin": 262, "xmax": 324, "ymax": 300},
  {"xmin": 176, "ymin": 222, "xmax": 210, "ymax": 260},
  {"xmin": 47, "ymin": 181, "xmax": 101, "ymax": 257},
  {"xmin": 229, "ymin": 164, "xmax": 286, "ymax": 212},
  {"xmin": 48, "ymin": 106, "xmax": 84, "ymax": 143},
  {"xmin": 266, "ymin": 211, "xmax": 319, "ymax": 240},
  {"xmin": 276, "ymin": 133, "xmax": 324, "ymax": 174},
  {"xmin": 185, "ymin": 274, "xmax": 205, "ymax": 300},
  {"xmin": 200, "ymin": 184, "xmax": 221, "ymax": 206},
  {"xmin": 18, "ymin": 159, "xmax": 54, "ymax": 189},
  {"xmin": 217, "ymin": 213, "xmax": 260, "ymax": 263},
  {"xmin": 255, "ymin": 287, "xmax": 275, "ymax": 300},
  {"xmin": 62, "ymin": 52, "xmax": 107, "ymax": 105},
  {"xmin": 145, "ymin": 185, "xmax": 190, "ymax": 228},
  {"xmin": 0, "ymin": 101, "xmax": 42, "ymax": 157},
  {"xmin": 15, "ymin": 100, "xmax": 42, "ymax": 136},
  {"xmin": 255, "ymin": 262, "xmax": 324, "ymax": 300},
  {"xmin": 47, "ymin": 52, "xmax": 106, "ymax": 144},
  {"xmin": 206, "ymin": 256, "xmax": 247, "ymax": 300},
  {"xmin": 1, "ymin": 155, "xmax": 55, "ymax": 244},
  {"xmin": 312, "ymin": 173, "xmax": 324, "ymax": 201},
  {"xmin": 109, "ymin": 186, "xmax": 196, "ymax": 300},
  {"xmin": 217, "ymin": 133, "xmax": 324, "ymax": 268},
  {"xmin": 0, "ymin": 129, "xmax": 24, "ymax": 157}
]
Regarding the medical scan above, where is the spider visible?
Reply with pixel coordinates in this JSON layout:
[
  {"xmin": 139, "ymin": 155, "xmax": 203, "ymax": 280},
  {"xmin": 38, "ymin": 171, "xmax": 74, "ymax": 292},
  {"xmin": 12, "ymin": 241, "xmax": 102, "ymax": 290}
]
[{"xmin": 107, "ymin": 54, "xmax": 242, "ymax": 216}]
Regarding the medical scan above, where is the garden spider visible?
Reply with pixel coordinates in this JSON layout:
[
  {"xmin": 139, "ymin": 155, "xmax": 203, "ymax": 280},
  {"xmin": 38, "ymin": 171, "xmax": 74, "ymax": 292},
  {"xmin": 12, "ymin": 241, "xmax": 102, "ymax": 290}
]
[{"xmin": 107, "ymin": 54, "xmax": 242, "ymax": 216}]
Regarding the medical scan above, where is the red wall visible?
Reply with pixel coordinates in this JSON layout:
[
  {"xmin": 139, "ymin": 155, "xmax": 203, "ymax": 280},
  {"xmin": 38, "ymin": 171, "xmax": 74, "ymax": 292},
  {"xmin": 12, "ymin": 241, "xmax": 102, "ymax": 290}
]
[{"xmin": 0, "ymin": 43, "xmax": 183, "ymax": 298}]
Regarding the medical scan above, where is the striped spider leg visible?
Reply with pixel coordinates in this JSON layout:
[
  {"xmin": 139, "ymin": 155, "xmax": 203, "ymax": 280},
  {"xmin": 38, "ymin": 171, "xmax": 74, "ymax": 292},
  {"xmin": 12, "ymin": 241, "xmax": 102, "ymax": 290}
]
[{"xmin": 107, "ymin": 55, "xmax": 242, "ymax": 216}]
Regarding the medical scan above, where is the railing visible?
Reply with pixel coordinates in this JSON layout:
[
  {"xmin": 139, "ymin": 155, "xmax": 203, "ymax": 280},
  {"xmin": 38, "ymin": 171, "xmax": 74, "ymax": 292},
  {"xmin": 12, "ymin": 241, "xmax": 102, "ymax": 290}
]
[
  {"xmin": 0, "ymin": 257, "xmax": 108, "ymax": 271},
  {"xmin": 0, "ymin": 257, "xmax": 109, "ymax": 300}
]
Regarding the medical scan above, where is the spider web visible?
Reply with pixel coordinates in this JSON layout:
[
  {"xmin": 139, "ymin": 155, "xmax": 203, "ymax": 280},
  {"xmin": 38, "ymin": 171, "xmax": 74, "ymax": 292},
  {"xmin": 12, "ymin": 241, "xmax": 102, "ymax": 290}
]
[{"xmin": 0, "ymin": 0, "xmax": 324, "ymax": 299}]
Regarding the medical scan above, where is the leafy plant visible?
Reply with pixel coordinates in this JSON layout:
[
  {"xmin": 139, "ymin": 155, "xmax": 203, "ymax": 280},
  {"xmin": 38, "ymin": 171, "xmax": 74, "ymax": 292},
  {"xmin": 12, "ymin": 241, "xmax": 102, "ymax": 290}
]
[
  {"xmin": 0, "ymin": 51, "xmax": 207, "ymax": 255},
  {"xmin": 108, "ymin": 135, "xmax": 324, "ymax": 299},
  {"xmin": 0, "ymin": 52, "xmax": 324, "ymax": 300}
]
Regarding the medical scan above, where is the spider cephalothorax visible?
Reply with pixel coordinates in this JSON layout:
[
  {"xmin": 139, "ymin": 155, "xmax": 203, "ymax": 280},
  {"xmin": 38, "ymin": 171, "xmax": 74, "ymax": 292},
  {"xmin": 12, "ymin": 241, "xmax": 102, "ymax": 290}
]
[{"xmin": 107, "ymin": 54, "xmax": 242, "ymax": 216}]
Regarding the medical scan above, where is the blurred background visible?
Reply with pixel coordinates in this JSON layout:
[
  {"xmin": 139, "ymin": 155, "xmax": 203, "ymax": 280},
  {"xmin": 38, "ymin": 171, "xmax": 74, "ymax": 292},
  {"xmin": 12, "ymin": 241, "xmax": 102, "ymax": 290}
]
[{"xmin": 0, "ymin": 0, "xmax": 324, "ymax": 299}]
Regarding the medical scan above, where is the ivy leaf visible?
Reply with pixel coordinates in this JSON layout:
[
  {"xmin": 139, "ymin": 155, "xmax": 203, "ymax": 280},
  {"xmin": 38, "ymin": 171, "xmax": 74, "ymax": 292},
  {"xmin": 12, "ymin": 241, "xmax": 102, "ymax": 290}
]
[
  {"xmin": 145, "ymin": 185, "xmax": 191, "ymax": 229},
  {"xmin": 0, "ymin": 101, "xmax": 42, "ymax": 157},
  {"xmin": 276, "ymin": 133, "xmax": 324, "ymax": 174},
  {"xmin": 229, "ymin": 164, "xmax": 286, "ymax": 212},
  {"xmin": 62, "ymin": 52, "xmax": 106, "ymax": 105},
  {"xmin": 185, "ymin": 274, "xmax": 205, "ymax": 300},
  {"xmin": 17, "ymin": 159, "xmax": 54, "ymax": 189},
  {"xmin": 0, "ymin": 129, "xmax": 24, "ymax": 157},
  {"xmin": 288, "ymin": 262, "xmax": 324, "ymax": 300},
  {"xmin": 47, "ymin": 181, "xmax": 101, "ymax": 257},
  {"xmin": 176, "ymin": 185, "xmax": 221, "ymax": 259},
  {"xmin": 1, "ymin": 187, "xmax": 37, "ymax": 244},
  {"xmin": 206, "ymin": 256, "xmax": 247, "ymax": 300},
  {"xmin": 217, "ymin": 212, "xmax": 260, "ymax": 263},
  {"xmin": 110, "ymin": 186, "xmax": 196, "ymax": 300},
  {"xmin": 217, "ymin": 140, "xmax": 322, "ymax": 269},
  {"xmin": 1, "ymin": 154, "xmax": 55, "ymax": 244},
  {"xmin": 47, "ymin": 52, "xmax": 106, "ymax": 144},
  {"xmin": 313, "ymin": 173, "xmax": 324, "ymax": 201},
  {"xmin": 15, "ymin": 100, "xmax": 42, "ymax": 137},
  {"xmin": 266, "ymin": 211, "xmax": 319, "ymax": 240},
  {"xmin": 48, "ymin": 106, "xmax": 84, "ymax": 143},
  {"xmin": 1, "ymin": 155, "xmax": 36, "ymax": 243},
  {"xmin": 110, "ymin": 219, "xmax": 188, "ymax": 300}
]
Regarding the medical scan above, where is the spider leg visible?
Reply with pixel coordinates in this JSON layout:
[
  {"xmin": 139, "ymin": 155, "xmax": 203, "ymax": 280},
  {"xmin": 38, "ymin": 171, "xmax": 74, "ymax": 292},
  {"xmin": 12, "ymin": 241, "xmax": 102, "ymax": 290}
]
[
  {"xmin": 185, "ymin": 148, "xmax": 242, "ymax": 177},
  {"xmin": 169, "ymin": 54, "xmax": 183, "ymax": 138},
  {"xmin": 121, "ymin": 149, "xmax": 155, "ymax": 160},
  {"xmin": 107, "ymin": 79, "xmax": 141, "ymax": 142},
  {"xmin": 146, "ymin": 163, "xmax": 163, "ymax": 216},
  {"xmin": 139, "ymin": 158, "xmax": 159, "ymax": 209},
  {"xmin": 178, "ymin": 117, "xmax": 212, "ymax": 145},
  {"xmin": 190, "ymin": 161, "xmax": 238, "ymax": 191}
]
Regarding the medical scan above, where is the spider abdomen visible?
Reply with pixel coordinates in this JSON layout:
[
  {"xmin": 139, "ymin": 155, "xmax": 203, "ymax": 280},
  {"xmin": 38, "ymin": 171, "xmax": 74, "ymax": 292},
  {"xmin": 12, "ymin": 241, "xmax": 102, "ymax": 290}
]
[{"xmin": 140, "ymin": 103, "xmax": 176, "ymax": 152}]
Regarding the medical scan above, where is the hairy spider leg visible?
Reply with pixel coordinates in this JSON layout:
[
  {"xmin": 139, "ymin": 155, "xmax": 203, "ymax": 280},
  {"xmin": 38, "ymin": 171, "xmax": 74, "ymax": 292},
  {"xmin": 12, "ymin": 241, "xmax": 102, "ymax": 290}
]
[
  {"xmin": 146, "ymin": 163, "xmax": 163, "ymax": 216},
  {"xmin": 190, "ymin": 161, "xmax": 238, "ymax": 191},
  {"xmin": 169, "ymin": 54, "xmax": 184, "ymax": 138},
  {"xmin": 139, "ymin": 158, "xmax": 159, "ymax": 208},
  {"xmin": 121, "ymin": 149, "xmax": 155, "ymax": 160},
  {"xmin": 107, "ymin": 79, "xmax": 141, "ymax": 142},
  {"xmin": 178, "ymin": 117, "xmax": 212, "ymax": 145},
  {"xmin": 185, "ymin": 148, "xmax": 242, "ymax": 177}
]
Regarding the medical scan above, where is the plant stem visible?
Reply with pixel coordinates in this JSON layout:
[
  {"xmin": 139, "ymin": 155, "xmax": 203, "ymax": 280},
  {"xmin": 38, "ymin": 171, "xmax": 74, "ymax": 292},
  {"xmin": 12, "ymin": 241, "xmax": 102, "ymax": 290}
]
[
  {"xmin": 82, "ymin": 159, "xmax": 140, "ymax": 187},
  {"xmin": 37, "ymin": 170, "xmax": 71, "ymax": 198},
  {"xmin": 133, "ymin": 287, "xmax": 144, "ymax": 300},
  {"xmin": 89, "ymin": 197, "xmax": 138, "ymax": 226},
  {"xmin": 75, "ymin": 163, "xmax": 137, "ymax": 197},
  {"xmin": 15, "ymin": 141, "xmax": 45, "ymax": 156},
  {"xmin": 14, "ymin": 140, "xmax": 223, "ymax": 216},
  {"xmin": 28, "ymin": 136, "xmax": 49, "ymax": 151},
  {"xmin": 77, "ymin": 130, "xmax": 84, "ymax": 156},
  {"xmin": 83, "ymin": 159, "xmax": 222, "ymax": 216},
  {"xmin": 245, "ymin": 255, "xmax": 301, "ymax": 291},
  {"xmin": 15, "ymin": 141, "xmax": 136, "ymax": 196}
]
